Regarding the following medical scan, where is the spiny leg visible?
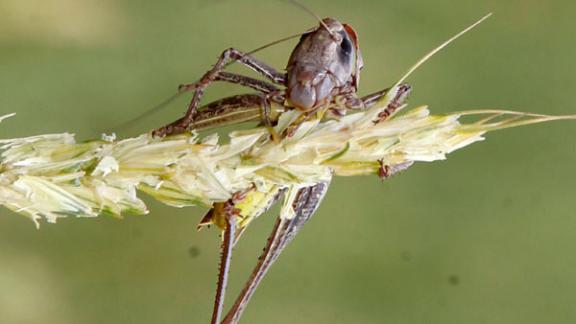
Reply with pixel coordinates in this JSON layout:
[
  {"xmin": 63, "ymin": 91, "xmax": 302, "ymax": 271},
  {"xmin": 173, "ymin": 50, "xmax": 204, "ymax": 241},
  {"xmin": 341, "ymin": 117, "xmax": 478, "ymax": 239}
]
[
  {"xmin": 170, "ymin": 94, "xmax": 279, "ymax": 131},
  {"xmin": 193, "ymin": 92, "xmax": 282, "ymax": 141},
  {"xmin": 361, "ymin": 83, "xmax": 413, "ymax": 123},
  {"xmin": 153, "ymin": 48, "xmax": 286, "ymax": 137},
  {"xmin": 222, "ymin": 182, "xmax": 331, "ymax": 324},
  {"xmin": 360, "ymin": 87, "xmax": 391, "ymax": 108},
  {"xmin": 325, "ymin": 84, "xmax": 413, "ymax": 180},
  {"xmin": 122, "ymin": 74, "xmax": 280, "ymax": 136},
  {"xmin": 179, "ymin": 72, "xmax": 280, "ymax": 95},
  {"xmin": 211, "ymin": 209, "xmax": 235, "ymax": 324},
  {"xmin": 364, "ymin": 84, "xmax": 412, "ymax": 181},
  {"xmin": 173, "ymin": 93, "xmax": 286, "ymax": 140},
  {"xmin": 208, "ymin": 186, "xmax": 256, "ymax": 324}
]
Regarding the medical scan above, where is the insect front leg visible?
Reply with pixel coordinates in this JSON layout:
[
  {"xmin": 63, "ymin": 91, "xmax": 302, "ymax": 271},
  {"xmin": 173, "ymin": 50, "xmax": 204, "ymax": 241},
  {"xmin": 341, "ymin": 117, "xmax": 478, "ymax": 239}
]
[
  {"xmin": 323, "ymin": 85, "xmax": 365, "ymax": 120},
  {"xmin": 259, "ymin": 91, "xmax": 288, "ymax": 142},
  {"xmin": 361, "ymin": 83, "xmax": 413, "ymax": 123},
  {"xmin": 364, "ymin": 84, "xmax": 412, "ymax": 181},
  {"xmin": 280, "ymin": 107, "xmax": 319, "ymax": 138},
  {"xmin": 153, "ymin": 48, "xmax": 286, "ymax": 137}
]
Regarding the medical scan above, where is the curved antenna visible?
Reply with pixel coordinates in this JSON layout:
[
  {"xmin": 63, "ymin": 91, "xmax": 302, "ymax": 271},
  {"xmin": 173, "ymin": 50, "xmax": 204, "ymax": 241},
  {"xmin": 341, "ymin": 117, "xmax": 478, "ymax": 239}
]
[
  {"xmin": 283, "ymin": 0, "xmax": 338, "ymax": 39},
  {"xmin": 246, "ymin": 31, "xmax": 304, "ymax": 56},
  {"xmin": 103, "ymin": 92, "xmax": 182, "ymax": 134},
  {"xmin": 107, "ymin": 1, "xmax": 330, "ymax": 135}
]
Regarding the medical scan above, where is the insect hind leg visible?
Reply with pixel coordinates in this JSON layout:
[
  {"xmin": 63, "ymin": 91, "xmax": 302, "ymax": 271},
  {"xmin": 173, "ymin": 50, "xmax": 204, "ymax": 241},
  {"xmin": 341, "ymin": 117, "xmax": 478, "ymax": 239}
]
[
  {"xmin": 167, "ymin": 93, "xmax": 286, "ymax": 143},
  {"xmin": 153, "ymin": 48, "xmax": 286, "ymax": 137},
  {"xmin": 208, "ymin": 185, "xmax": 257, "ymax": 324},
  {"xmin": 222, "ymin": 182, "xmax": 331, "ymax": 324},
  {"xmin": 211, "ymin": 211, "xmax": 235, "ymax": 324},
  {"xmin": 178, "ymin": 72, "xmax": 280, "ymax": 95}
]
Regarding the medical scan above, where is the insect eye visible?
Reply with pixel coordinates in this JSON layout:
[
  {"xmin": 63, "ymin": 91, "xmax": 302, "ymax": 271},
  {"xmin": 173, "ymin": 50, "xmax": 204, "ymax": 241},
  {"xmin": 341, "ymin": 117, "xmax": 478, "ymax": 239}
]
[{"xmin": 339, "ymin": 32, "xmax": 352, "ymax": 55}]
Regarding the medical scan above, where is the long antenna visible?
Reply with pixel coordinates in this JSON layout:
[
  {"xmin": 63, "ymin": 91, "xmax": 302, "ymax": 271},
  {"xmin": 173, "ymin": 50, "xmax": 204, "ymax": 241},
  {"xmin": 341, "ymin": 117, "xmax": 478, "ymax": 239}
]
[
  {"xmin": 107, "ymin": 1, "xmax": 328, "ymax": 134},
  {"xmin": 283, "ymin": 0, "xmax": 337, "ymax": 38},
  {"xmin": 104, "ymin": 92, "xmax": 181, "ymax": 134},
  {"xmin": 246, "ymin": 31, "xmax": 304, "ymax": 56}
]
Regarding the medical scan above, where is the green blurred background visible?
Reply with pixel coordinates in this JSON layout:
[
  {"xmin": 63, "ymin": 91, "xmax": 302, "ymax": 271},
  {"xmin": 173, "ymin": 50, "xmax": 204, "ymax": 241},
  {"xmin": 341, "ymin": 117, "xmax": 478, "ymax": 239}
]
[{"xmin": 1, "ymin": 0, "xmax": 576, "ymax": 323}]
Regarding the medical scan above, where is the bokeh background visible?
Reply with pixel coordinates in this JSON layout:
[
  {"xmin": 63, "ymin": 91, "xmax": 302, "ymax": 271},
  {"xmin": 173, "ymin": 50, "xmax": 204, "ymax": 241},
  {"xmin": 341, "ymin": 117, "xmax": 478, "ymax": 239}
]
[{"xmin": 1, "ymin": 0, "xmax": 576, "ymax": 323}]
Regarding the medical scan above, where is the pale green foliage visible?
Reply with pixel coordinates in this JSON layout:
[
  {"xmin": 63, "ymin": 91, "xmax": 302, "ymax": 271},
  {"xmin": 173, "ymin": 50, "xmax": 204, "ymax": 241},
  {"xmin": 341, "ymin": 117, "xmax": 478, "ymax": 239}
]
[{"xmin": 1, "ymin": 99, "xmax": 573, "ymax": 228}]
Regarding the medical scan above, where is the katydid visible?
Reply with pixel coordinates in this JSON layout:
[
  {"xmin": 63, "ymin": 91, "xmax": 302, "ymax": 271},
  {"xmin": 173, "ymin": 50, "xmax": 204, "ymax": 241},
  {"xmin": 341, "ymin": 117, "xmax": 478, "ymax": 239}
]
[{"xmin": 140, "ymin": 4, "xmax": 490, "ymax": 322}]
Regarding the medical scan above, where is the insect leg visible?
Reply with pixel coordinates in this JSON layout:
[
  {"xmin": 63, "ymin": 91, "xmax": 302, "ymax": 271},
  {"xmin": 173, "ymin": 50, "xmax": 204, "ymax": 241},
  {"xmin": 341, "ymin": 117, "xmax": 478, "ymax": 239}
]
[
  {"xmin": 211, "ymin": 207, "xmax": 235, "ymax": 324},
  {"xmin": 108, "ymin": 73, "xmax": 280, "ymax": 135},
  {"xmin": 357, "ymin": 84, "xmax": 413, "ymax": 180},
  {"xmin": 179, "ymin": 72, "xmax": 280, "ymax": 95},
  {"xmin": 153, "ymin": 48, "xmax": 286, "ymax": 137},
  {"xmin": 259, "ymin": 92, "xmax": 285, "ymax": 142},
  {"xmin": 222, "ymin": 181, "xmax": 331, "ymax": 324},
  {"xmin": 182, "ymin": 94, "xmax": 286, "ymax": 132},
  {"xmin": 208, "ymin": 186, "xmax": 257, "ymax": 324},
  {"xmin": 217, "ymin": 48, "xmax": 286, "ymax": 84},
  {"xmin": 281, "ymin": 108, "xmax": 317, "ymax": 138},
  {"xmin": 193, "ymin": 91, "xmax": 284, "ymax": 141},
  {"xmin": 361, "ymin": 83, "xmax": 412, "ymax": 123},
  {"xmin": 360, "ymin": 87, "xmax": 391, "ymax": 108},
  {"xmin": 326, "ymin": 86, "xmax": 365, "ymax": 119}
]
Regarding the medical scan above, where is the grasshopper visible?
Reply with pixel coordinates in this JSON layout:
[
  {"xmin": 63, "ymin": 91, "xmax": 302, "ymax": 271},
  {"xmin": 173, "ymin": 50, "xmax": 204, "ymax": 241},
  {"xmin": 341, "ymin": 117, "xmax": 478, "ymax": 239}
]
[{"xmin": 143, "ymin": 3, "xmax": 489, "ymax": 322}]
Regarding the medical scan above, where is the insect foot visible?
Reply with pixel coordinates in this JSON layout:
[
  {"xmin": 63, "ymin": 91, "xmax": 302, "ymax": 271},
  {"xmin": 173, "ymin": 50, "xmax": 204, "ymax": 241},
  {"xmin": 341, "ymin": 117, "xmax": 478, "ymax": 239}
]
[
  {"xmin": 378, "ymin": 160, "xmax": 415, "ymax": 181},
  {"xmin": 377, "ymin": 159, "xmax": 391, "ymax": 181}
]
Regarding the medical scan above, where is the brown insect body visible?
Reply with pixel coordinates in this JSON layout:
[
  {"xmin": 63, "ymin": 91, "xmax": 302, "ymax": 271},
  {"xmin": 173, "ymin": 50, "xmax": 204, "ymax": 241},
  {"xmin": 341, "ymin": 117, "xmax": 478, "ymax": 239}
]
[
  {"xmin": 286, "ymin": 18, "xmax": 363, "ymax": 111},
  {"xmin": 142, "ymin": 10, "xmax": 494, "ymax": 324},
  {"xmin": 148, "ymin": 12, "xmax": 412, "ymax": 324},
  {"xmin": 151, "ymin": 17, "xmax": 371, "ymax": 138}
]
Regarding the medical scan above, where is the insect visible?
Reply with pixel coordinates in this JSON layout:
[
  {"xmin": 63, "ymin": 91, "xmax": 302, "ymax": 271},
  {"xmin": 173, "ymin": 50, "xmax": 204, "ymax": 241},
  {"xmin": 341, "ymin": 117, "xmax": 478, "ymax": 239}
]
[
  {"xmin": 141, "ymin": 3, "xmax": 490, "ymax": 322},
  {"xmin": 151, "ymin": 14, "xmax": 411, "ymax": 139},
  {"xmin": 154, "ymin": 14, "xmax": 409, "ymax": 322},
  {"xmin": 158, "ymin": 18, "xmax": 410, "ymax": 323}
]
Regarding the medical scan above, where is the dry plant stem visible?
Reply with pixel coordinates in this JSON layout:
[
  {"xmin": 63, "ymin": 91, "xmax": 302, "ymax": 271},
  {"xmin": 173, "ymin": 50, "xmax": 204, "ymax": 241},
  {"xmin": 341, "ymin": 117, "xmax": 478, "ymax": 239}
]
[{"xmin": 212, "ymin": 214, "xmax": 236, "ymax": 324}]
